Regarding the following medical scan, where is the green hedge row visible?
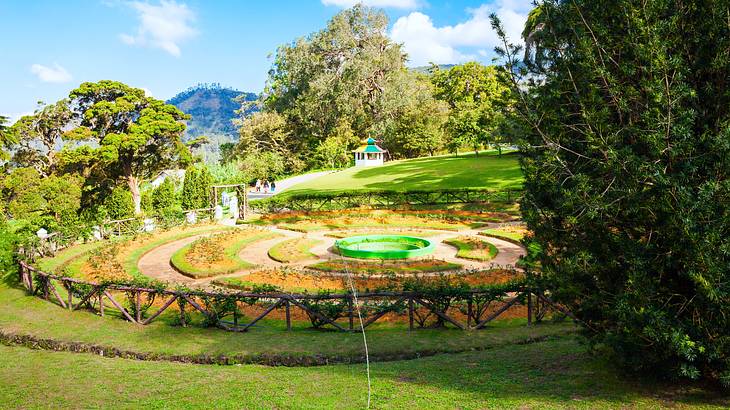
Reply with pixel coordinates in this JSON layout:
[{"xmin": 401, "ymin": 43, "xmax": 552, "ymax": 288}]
[{"xmin": 250, "ymin": 188, "xmax": 522, "ymax": 213}]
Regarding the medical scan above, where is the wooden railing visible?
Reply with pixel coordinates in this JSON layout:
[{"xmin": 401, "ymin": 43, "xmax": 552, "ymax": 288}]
[{"xmin": 17, "ymin": 261, "xmax": 574, "ymax": 332}]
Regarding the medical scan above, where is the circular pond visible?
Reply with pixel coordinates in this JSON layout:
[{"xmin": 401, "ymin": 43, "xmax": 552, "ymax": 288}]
[{"xmin": 334, "ymin": 235, "xmax": 435, "ymax": 260}]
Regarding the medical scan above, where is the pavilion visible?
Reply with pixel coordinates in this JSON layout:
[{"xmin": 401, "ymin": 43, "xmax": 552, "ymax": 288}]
[{"xmin": 352, "ymin": 137, "xmax": 386, "ymax": 167}]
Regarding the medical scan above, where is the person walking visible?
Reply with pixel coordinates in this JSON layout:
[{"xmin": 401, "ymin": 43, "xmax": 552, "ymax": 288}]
[
  {"xmin": 255, "ymin": 179, "xmax": 261, "ymax": 193},
  {"xmin": 271, "ymin": 180, "xmax": 276, "ymax": 193},
  {"xmin": 263, "ymin": 180, "xmax": 270, "ymax": 194}
]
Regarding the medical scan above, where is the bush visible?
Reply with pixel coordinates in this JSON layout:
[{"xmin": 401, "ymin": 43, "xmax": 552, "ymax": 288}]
[
  {"xmin": 104, "ymin": 186, "xmax": 134, "ymax": 220},
  {"xmin": 495, "ymin": 0, "xmax": 730, "ymax": 384},
  {"xmin": 152, "ymin": 178, "xmax": 177, "ymax": 211}
]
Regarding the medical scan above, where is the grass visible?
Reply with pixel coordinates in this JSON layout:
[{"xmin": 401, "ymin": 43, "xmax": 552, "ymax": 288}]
[
  {"xmin": 170, "ymin": 230, "xmax": 280, "ymax": 278},
  {"xmin": 309, "ymin": 259, "xmax": 462, "ymax": 274},
  {"xmin": 0, "ymin": 274, "xmax": 569, "ymax": 360},
  {"xmin": 267, "ymin": 238, "xmax": 322, "ymax": 263},
  {"xmin": 444, "ymin": 236, "xmax": 499, "ymax": 262},
  {"xmin": 1, "ymin": 338, "xmax": 727, "ymax": 409},
  {"xmin": 1, "ymin": 275, "xmax": 726, "ymax": 407},
  {"xmin": 481, "ymin": 225, "xmax": 528, "ymax": 243},
  {"xmin": 280, "ymin": 150, "xmax": 524, "ymax": 197}
]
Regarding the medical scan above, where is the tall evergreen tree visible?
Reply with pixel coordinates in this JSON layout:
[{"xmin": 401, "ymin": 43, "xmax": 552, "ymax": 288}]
[{"xmin": 492, "ymin": 1, "xmax": 730, "ymax": 384}]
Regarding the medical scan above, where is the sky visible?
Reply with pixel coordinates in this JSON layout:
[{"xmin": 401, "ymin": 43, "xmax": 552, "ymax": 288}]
[{"xmin": 0, "ymin": 0, "xmax": 532, "ymax": 121}]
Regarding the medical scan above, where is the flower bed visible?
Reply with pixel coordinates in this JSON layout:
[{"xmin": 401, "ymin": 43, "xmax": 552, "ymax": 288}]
[
  {"xmin": 170, "ymin": 229, "xmax": 281, "ymax": 278},
  {"xmin": 443, "ymin": 236, "xmax": 499, "ymax": 261},
  {"xmin": 480, "ymin": 225, "xmax": 529, "ymax": 244},
  {"xmin": 267, "ymin": 238, "xmax": 322, "ymax": 263}
]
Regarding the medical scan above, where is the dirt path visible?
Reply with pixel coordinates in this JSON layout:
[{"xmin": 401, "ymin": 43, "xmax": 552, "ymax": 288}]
[{"xmin": 137, "ymin": 234, "xmax": 208, "ymax": 285}]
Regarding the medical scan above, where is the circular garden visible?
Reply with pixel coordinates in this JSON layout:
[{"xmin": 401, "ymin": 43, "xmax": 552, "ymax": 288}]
[{"xmin": 27, "ymin": 208, "xmax": 541, "ymax": 333}]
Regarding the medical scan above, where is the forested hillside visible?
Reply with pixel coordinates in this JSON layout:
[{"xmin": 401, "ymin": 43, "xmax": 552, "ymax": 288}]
[{"xmin": 167, "ymin": 84, "xmax": 257, "ymax": 162}]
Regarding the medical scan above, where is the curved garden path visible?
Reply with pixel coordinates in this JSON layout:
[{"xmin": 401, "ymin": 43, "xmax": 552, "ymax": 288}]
[
  {"xmin": 137, "ymin": 234, "xmax": 209, "ymax": 285},
  {"xmin": 135, "ymin": 224, "xmax": 526, "ymax": 287}
]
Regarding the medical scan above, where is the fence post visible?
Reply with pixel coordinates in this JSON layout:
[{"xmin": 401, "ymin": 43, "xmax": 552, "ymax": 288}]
[
  {"xmin": 67, "ymin": 281, "xmax": 73, "ymax": 310},
  {"xmin": 348, "ymin": 296, "xmax": 354, "ymax": 331},
  {"xmin": 467, "ymin": 296, "xmax": 473, "ymax": 328},
  {"xmin": 179, "ymin": 296, "xmax": 187, "ymax": 327},
  {"xmin": 99, "ymin": 290, "xmax": 104, "ymax": 317},
  {"xmin": 285, "ymin": 299, "xmax": 291, "ymax": 331},
  {"xmin": 408, "ymin": 297, "xmax": 414, "ymax": 331},
  {"xmin": 135, "ymin": 291, "xmax": 142, "ymax": 322}
]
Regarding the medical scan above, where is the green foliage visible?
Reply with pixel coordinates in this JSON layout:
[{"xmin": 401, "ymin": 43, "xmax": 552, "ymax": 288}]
[
  {"xmin": 103, "ymin": 186, "xmax": 134, "ymax": 220},
  {"xmin": 493, "ymin": 1, "xmax": 730, "ymax": 384},
  {"xmin": 240, "ymin": 5, "xmax": 448, "ymax": 170},
  {"xmin": 0, "ymin": 115, "xmax": 17, "ymax": 159},
  {"xmin": 152, "ymin": 178, "xmax": 177, "ymax": 212},
  {"xmin": 431, "ymin": 62, "xmax": 513, "ymax": 155},
  {"xmin": 239, "ymin": 151, "xmax": 286, "ymax": 181},
  {"xmin": 299, "ymin": 291, "xmax": 349, "ymax": 328},
  {"xmin": 8, "ymin": 100, "xmax": 72, "ymax": 175},
  {"xmin": 208, "ymin": 161, "xmax": 248, "ymax": 185},
  {"xmin": 0, "ymin": 220, "xmax": 18, "ymax": 276},
  {"xmin": 62, "ymin": 80, "xmax": 191, "ymax": 214},
  {"xmin": 181, "ymin": 165, "xmax": 211, "ymax": 210},
  {"xmin": 403, "ymin": 276, "xmax": 470, "ymax": 328},
  {"xmin": 251, "ymin": 188, "xmax": 518, "ymax": 213},
  {"xmin": 1, "ymin": 168, "xmax": 84, "ymax": 238}
]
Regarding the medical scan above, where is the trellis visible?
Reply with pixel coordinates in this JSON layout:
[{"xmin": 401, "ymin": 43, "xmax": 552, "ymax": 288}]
[
  {"xmin": 211, "ymin": 184, "xmax": 249, "ymax": 220},
  {"xmin": 17, "ymin": 261, "xmax": 574, "ymax": 332}
]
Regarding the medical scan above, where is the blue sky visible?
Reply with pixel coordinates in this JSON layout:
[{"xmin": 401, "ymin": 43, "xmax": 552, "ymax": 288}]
[{"xmin": 0, "ymin": 0, "xmax": 531, "ymax": 120}]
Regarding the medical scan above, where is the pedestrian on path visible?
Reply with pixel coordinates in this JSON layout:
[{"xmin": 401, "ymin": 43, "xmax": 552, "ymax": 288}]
[{"xmin": 271, "ymin": 180, "xmax": 276, "ymax": 193}]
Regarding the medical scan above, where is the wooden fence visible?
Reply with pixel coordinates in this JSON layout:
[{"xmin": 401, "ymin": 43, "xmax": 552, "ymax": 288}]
[{"xmin": 17, "ymin": 261, "xmax": 574, "ymax": 333}]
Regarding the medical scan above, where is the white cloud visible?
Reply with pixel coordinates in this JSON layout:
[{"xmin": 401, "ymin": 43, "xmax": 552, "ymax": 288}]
[
  {"xmin": 322, "ymin": 0, "xmax": 419, "ymax": 9},
  {"xmin": 29, "ymin": 63, "xmax": 73, "ymax": 83},
  {"xmin": 120, "ymin": 0, "xmax": 198, "ymax": 57},
  {"xmin": 390, "ymin": 0, "xmax": 530, "ymax": 66}
]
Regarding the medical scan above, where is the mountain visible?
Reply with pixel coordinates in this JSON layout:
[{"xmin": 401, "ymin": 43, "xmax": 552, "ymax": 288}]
[
  {"xmin": 410, "ymin": 64, "xmax": 456, "ymax": 75},
  {"xmin": 167, "ymin": 83, "xmax": 258, "ymax": 163}
]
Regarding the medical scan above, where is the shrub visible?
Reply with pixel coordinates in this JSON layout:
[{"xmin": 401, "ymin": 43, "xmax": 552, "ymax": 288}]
[
  {"xmin": 494, "ymin": 0, "xmax": 730, "ymax": 384},
  {"xmin": 104, "ymin": 186, "xmax": 134, "ymax": 220},
  {"xmin": 152, "ymin": 178, "xmax": 177, "ymax": 211}
]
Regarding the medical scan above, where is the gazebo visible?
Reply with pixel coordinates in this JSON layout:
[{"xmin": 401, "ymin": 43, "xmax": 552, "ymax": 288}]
[{"xmin": 353, "ymin": 137, "xmax": 386, "ymax": 167}]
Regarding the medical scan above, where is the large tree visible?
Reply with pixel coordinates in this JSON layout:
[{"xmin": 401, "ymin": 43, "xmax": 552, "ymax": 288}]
[
  {"xmin": 242, "ymin": 5, "xmax": 420, "ymax": 169},
  {"xmin": 432, "ymin": 62, "xmax": 512, "ymax": 155},
  {"xmin": 63, "ymin": 81, "xmax": 191, "ymax": 215},
  {"xmin": 9, "ymin": 100, "xmax": 73, "ymax": 176},
  {"xmin": 493, "ymin": 1, "xmax": 730, "ymax": 383}
]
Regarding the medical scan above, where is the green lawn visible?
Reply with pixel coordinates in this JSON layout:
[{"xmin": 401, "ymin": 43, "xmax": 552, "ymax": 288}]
[
  {"xmin": 0, "ymin": 338, "xmax": 726, "ymax": 409},
  {"xmin": 281, "ymin": 151, "xmax": 523, "ymax": 196},
  {"xmin": 0, "ymin": 276, "xmax": 726, "ymax": 408}
]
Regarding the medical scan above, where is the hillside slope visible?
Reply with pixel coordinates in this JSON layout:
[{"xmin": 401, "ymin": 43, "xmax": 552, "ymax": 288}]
[
  {"xmin": 167, "ymin": 83, "xmax": 257, "ymax": 162},
  {"xmin": 280, "ymin": 151, "xmax": 523, "ymax": 196}
]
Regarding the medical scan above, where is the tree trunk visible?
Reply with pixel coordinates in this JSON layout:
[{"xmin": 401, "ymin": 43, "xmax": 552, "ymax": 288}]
[{"xmin": 127, "ymin": 175, "xmax": 142, "ymax": 215}]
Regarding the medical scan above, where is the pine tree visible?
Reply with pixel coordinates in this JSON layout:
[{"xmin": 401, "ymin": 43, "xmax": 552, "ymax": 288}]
[{"xmin": 493, "ymin": 1, "xmax": 730, "ymax": 384}]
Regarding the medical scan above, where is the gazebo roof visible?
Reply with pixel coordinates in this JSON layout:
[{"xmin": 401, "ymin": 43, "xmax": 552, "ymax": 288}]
[{"xmin": 353, "ymin": 137, "xmax": 386, "ymax": 153}]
